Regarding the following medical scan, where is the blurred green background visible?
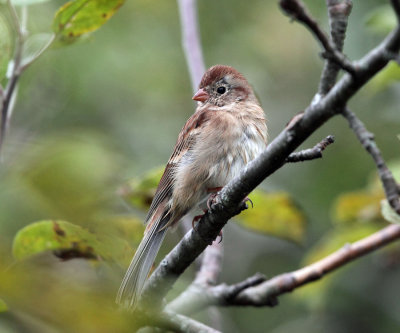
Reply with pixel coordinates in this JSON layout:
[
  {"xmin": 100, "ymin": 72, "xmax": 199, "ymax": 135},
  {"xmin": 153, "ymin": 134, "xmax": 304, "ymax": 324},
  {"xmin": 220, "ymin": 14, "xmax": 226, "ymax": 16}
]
[{"xmin": 1, "ymin": 0, "xmax": 400, "ymax": 332}]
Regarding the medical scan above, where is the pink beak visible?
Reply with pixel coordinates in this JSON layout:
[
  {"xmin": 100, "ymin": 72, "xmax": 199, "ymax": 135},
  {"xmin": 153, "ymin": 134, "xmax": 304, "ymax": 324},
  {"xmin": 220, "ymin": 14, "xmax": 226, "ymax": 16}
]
[{"xmin": 192, "ymin": 88, "xmax": 209, "ymax": 102}]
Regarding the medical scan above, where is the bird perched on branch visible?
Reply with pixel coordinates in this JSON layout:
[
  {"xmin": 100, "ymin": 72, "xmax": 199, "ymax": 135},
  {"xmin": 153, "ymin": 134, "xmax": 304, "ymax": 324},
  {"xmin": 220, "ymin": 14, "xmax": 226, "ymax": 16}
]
[{"xmin": 116, "ymin": 65, "xmax": 268, "ymax": 309}]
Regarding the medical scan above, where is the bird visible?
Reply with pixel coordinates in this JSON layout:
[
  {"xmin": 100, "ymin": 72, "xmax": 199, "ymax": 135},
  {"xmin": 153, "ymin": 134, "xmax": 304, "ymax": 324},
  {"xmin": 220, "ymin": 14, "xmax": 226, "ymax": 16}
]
[{"xmin": 116, "ymin": 65, "xmax": 268, "ymax": 309}]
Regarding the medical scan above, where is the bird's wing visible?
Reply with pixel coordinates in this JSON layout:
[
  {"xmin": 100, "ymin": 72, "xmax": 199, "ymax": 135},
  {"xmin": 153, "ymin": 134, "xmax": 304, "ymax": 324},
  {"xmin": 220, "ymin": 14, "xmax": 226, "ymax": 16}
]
[{"xmin": 145, "ymin": 109, "xmax": 211, "ymax": 228}]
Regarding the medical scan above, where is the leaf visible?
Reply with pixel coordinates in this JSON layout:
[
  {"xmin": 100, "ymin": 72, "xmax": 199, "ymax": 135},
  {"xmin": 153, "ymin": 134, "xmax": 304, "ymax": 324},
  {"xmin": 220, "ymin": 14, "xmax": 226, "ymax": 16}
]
[
  {"xmin": 235, "ymin": 191, "xmax": 306, "ymax": 243},
  {"xmin": 333, "ymin": 191, "xmax": 384, "ymax": 226},
  {"xmin": 368, "ymin": 61, "xmax": 400, "ymax": 92},
  {"xmin": 365, "ymin": 5, "xmax": 396, "ymax": 35},
  {"xmin": 0, "ymin": 298, "xmax": 7, "ymax": 312},
  {"xmin": 21, "ymin": 33, "xmax": 55, "ymax": 68},
  {"xmin": 52, "ymin": 0, "xmax": 125, "ymax": 45},
  {"xmin": 0, "ymin": 9, "xmax": 12, "ymax": 81},
  {"xmin": 119, "ymin": 166, "xmax": 164, "ymax": 210},
  {"xmin": 381, "ymin": 199, "xmax": 400, "ymax": 224},
  {"xmin": 13, "ymin": 220, "xmax": 118, "ymax": 262}
]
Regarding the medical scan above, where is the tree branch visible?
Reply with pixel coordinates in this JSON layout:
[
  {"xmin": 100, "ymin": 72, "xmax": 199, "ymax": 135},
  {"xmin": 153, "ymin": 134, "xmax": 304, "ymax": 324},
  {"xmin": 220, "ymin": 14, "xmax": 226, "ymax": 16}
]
[
  {"xmin": 138, "ymin": 309, "xmax": 221, "ymax": 333},
  {"xmin": 279, "ymin": 0, "xmax": 355, "ymax": 74},
  {"xmin": 232, "ymin": 224, "xmax": 400, "ymax": 306},
  {"xmin": 286, "ymin": 135, "xmax": 335, "ymax": 163},
  {"xmin": 177, "ymin": 0, "xmax": 206, "ymax": 92},
  {"xmin": 317, "ymin": 0, "xmax": 353, "ymax": 98},
  {"xmin": 0, "ymin": 2, "xmax": 26, "ymax": 155},
  {"xmin": 166, "ymin": 273, "xmax": 266, "ymax": 315},
  {"xmin": 342, "ymin": 109, "xmax": 400, "ymax": 213}
]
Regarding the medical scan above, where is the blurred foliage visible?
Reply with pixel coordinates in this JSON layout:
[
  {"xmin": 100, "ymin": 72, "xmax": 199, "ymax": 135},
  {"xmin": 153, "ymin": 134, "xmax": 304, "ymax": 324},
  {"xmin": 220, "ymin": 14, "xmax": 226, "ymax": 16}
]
[
  {"xmin": 368, "ymin": 61, "xmax": 400, "ymax": 92},
  {"xmin": 333, "ymin": 191, "xmax": 383, "ymax": 225},
  {"xmin": 0, "ymin": 7, "xmax": 12, "ymax": 81},
  {"xmin": 365, "ymin": 4, "xmax": 400, "ymax": 92},
  {"xmin": 365, "ymin": 4, "xmax": 396, "ymax": 35},
  {"xmin": 0, "ymin": 299, "xmax": 7, "ymax": 313},
  {"xmin": 120, "ymin": 166, "xmax": 164, "ymax": 210}
]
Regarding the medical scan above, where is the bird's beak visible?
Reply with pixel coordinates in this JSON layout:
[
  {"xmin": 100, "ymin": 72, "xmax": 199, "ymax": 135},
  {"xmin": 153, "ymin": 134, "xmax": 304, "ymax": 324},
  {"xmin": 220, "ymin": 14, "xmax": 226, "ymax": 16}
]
[{"xmin": 192, "ymin": 88, "xmax": 209, "ymax": 102}]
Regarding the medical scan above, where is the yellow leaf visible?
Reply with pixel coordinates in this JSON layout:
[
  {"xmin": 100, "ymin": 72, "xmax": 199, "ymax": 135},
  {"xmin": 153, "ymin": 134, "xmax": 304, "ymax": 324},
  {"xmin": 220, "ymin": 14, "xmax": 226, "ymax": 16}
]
[
  {"xmin": 333, "ymin": 191, "xmax": 384, "ymax": 226},
  {"xmin": 235, "ymin": 190, "xmax": 306, "ymax": 243}
]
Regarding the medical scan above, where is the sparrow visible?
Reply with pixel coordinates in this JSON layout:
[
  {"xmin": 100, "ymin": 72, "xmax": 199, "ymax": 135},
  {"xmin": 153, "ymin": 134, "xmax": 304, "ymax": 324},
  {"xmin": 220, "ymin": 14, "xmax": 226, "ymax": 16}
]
[{"xmin": 116, "ymin": 65, "xmax": 268, "ymax": 309}]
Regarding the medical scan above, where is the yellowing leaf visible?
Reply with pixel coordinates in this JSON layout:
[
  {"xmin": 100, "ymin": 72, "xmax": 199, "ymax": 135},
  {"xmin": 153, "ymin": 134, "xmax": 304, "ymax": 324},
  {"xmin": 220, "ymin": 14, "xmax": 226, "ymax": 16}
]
[
  {"xmin": 235, "ymin": 191, "xmax": 306, "ymax": 243},
  {"xmin": 119, "ymin": 166, "xmax": 164, "ymax": 210},
  {"xmin": 333, "ymin": 191, "xmax": 383, "ymax": 225},
  {"xmin": 12, "ymin": 220, "xmax": 133, "ymax": 267},
  {"xmin": 52, "ymin": 0, "xmax": 125, "ymax": 45}
]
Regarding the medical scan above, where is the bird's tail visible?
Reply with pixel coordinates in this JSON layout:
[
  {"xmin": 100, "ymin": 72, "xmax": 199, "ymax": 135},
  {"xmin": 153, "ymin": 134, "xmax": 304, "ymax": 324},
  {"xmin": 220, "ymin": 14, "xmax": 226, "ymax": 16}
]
[{"xmin": 116, "ymin": 215, "xmax": 168, "ymax": 309}]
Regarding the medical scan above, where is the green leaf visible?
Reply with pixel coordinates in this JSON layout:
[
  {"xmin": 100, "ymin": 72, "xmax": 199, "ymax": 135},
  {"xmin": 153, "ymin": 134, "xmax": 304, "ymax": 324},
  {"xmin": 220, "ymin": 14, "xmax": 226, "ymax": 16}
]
[
  {"xmin": 333, "ymin": 191, "xmax": 383, "ymax": 226},
  {"xmin": 52, "ymin": 0, "xmax": 125, "ymax": 45},
  {"xmin": 21, "ymin": 33, "xmax": 55, "ymax": 68},
  {"xmin": 235, "ymin": 191, "xmax": 306, "ymax": 243},
  {"xmin": 119, "ymin": 166, "xmax": 164, "ymax": 210},
  {"xmin": 0, "ymin": 298, "xmax": 7, "ymax": 312},
  {"xmin": 13, "ymin": 220, "xmax": 116, "ymax": 262},
  {"xmin": 381, "ymin": 199, "xmax": 400, "ymax": 224},
  {"xmin": 0, "ymin": 8, "xmax": 12, "ymax": 81},
  {"xmin": 368, "ymin": 61, "xmax": 400, "ymax": 92},
  {"xmin": 365, "ymin": 5, "xmax": 396, "ymax": 35}
]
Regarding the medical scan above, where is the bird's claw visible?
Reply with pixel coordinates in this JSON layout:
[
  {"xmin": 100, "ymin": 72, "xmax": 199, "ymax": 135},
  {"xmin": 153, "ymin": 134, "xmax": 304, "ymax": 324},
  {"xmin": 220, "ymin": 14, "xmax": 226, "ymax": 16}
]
[{"xmin": 243, "ymin": 196, "xmax": 253, "ymax": 208}]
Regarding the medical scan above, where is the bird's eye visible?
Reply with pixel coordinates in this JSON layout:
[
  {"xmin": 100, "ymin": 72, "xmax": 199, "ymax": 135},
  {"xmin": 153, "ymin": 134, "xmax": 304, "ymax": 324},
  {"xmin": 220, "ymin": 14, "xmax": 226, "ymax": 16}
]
[{"xmin": 217, "ymin": 86, "xmax": 226, "ymax": 94}]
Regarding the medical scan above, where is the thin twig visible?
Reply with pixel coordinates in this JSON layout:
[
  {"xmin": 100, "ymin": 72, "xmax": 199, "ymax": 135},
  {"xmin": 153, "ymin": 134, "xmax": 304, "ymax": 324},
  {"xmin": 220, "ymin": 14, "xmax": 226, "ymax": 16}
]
[
  {"xmin": 342, "ymin": 109, "xmax": 400, "ymax": 214},
  {"xmin": 317, "ymin": 0, "xmax": 353, "ymax": 98},
  {"xmin": 279, "ymin": 0, "xmax": 355, "ymax": 74},
  {"xmin": 233, "ymin": 224, "xmax": 400, "ymax": 306},
  {"xmin": 286, "ymin": 135, "xmax": 335, "ymax": 163},
  {"xmin": 166, "ymin": 273, "xmax": 266, "ymax": 315},
  {"xmin": 0, "ymin": 1, "xmax": 25, "ymax": 154},
  {"xmin": 177, "ymin": 0, "xmax": 206, "ymax": 92}
]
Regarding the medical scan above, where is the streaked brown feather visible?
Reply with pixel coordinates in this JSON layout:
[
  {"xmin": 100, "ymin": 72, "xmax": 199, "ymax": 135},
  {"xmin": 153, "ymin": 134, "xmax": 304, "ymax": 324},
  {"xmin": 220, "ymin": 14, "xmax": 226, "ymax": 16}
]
[{"xmin": 145, "ymin": 108, "xmax": 212, "ymax": 229}]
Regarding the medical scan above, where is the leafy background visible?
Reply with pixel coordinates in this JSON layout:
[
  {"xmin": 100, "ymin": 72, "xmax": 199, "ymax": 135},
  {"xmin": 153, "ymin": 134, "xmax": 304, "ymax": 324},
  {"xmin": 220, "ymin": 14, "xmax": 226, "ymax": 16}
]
[{"xmin": 1, "ymin": 0, "xmax": 400, "ymax": 332}]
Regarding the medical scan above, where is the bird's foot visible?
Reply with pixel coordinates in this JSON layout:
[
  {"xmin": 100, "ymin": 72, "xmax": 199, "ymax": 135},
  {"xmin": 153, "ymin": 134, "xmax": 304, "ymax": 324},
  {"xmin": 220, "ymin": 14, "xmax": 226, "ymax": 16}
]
[
  {"xmin": 192, "ymin": 210, "xmax": 207, "ymax": 228},
  {"xmin": 207, "ymin": 186, "xmax": 223, "ymax": 210}
]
